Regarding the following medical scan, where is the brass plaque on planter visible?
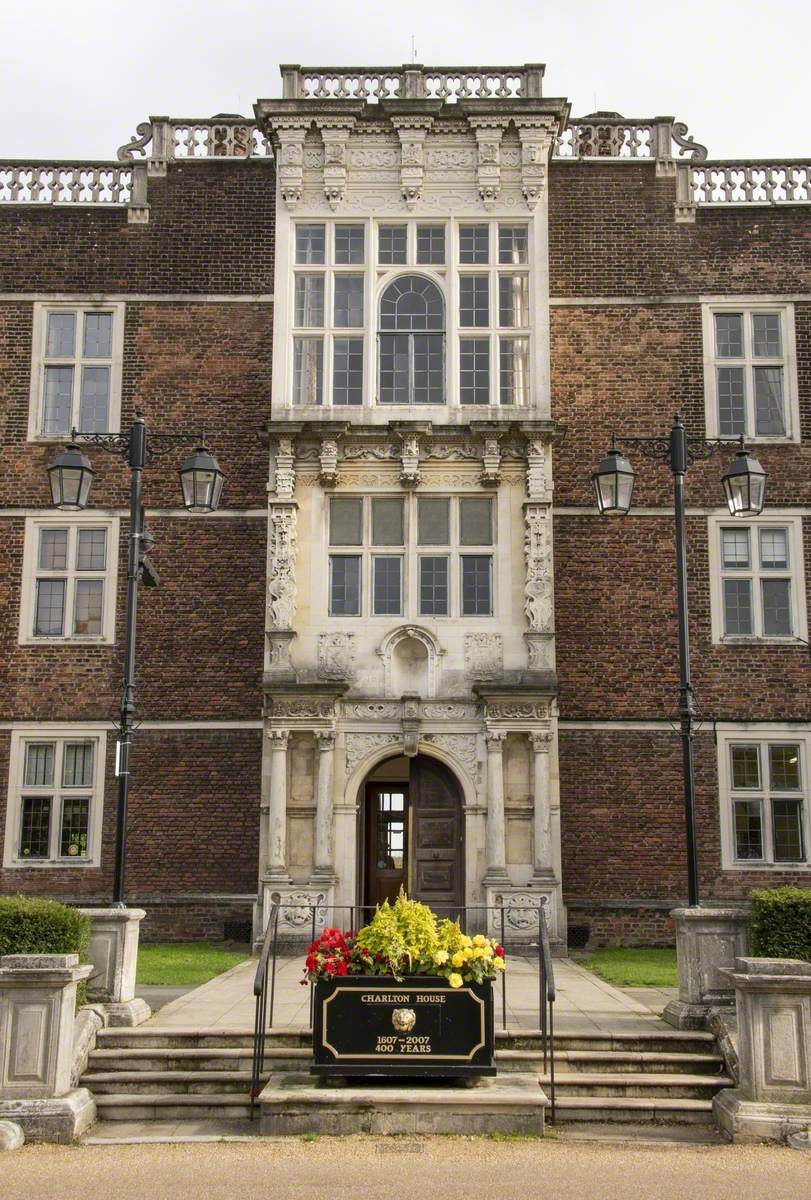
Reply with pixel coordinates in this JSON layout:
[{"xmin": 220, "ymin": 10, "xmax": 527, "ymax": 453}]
[{"xmin": 312, "ymin": 976, "xmax": 495, "ymax": 1077}]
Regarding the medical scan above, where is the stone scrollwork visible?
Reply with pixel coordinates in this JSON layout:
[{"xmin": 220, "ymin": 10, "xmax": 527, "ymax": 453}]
[
  {"xmin": 342, "ymin": 700, "xmax": 400, "ymax": 720},
  {"xmin": 318, "ymin": 632, "xmax": 355, "ymax": 679},
  {"xmin": 671, "ymin": 122, "xmax": 708, "ymax": 162},
  {"xmin": 272, "ymin": 889, "xmax": 328, "ymax": 931},
  {"xmin": 523, "ymin": 503, "xmax": 553, "ymax": 634},
  {"xmin": 421, "ymin": 733, "xmax": 480, "ymax": 783},
  {"xmin": 345, "ymin": 732, "xmax": 401, "ymax": 779},
  {"xmin": 267, "ymin": 505, "xmax": 298, "ymax": 630},
  {"xmin": 117, "ymin": 121, "xmax": 153, "ymax": 161}
]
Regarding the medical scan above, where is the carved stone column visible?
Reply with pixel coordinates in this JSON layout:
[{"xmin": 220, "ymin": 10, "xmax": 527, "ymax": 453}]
[
  {"xmin": 267, "ymin": 435, "xmax": 298, "ymax": 680},
  {"xmin": 312, "ymin": 731, "xmax": 336, "ymax": 878},
  {"xmin": 266, "ymin": 730, "xmax": 291, "ymax": 880},
  {"xmin": 530, "ymin": 731, "xmax": 554, "ymax": 878},
  {"xmin": 484, "ymin": 731, "xmax": 508, "ymax": 880}
]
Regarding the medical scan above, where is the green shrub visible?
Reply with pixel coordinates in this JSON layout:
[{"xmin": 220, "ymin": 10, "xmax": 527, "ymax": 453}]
[
  {"xmin": 0, "ymin": 896, "xmax": 91, "ymax": 1003},
  {"xmin": 750, "ymin": 887, "xmax": 811, "ymax": 962}
]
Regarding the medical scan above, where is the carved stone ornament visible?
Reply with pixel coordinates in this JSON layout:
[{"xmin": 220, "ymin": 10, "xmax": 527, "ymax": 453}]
[
  {"xmin": 487, "ymin": 700, "xmax": 551, "ymax": 721},
  {"xmin": 275, "ymin": 889, "xmax": 328, "ymax": 930},
  {"xmin": 481, "ymin": 435, "xmax": 501, "ymax": 486},
  {"xmin": 524, "ymin": 632, "xmax": 550, "ymax": 672},
  {"xmin": 274, "ymin": 125, "xmax": 308, "ymax": 209},
  {"xmin": 525, "ymin": 439, "xmax": 548, "ymax": 501},
  {"xmin": 470, "ymin": 122, "xmax": 505, "ymax": 210},
  {"xmin": 493, "ymin": 891, "xmax": 546, "ymax": 931},
  {"xmin": 523, "ymin": 503, "xmax": 553, "ymax": 633},
  {"xmin": 267, "ymin": 504, "xmax": 298, "ymax": 630},
  {"xmin": 530, "ymin": 730, "xmax": 554, "ymax": 753},
  {"xmin": 274, "ymin": 436, "xmax": 296, "ymax": 500},
  {"xmin": 319, "ymin": 438, "xmax": 339, "ymax": 487},
  {"xmin": 345, "ymin": 732, "xmax": 401, "ymax": 779},
  {"xmin": 393, "ymin": 119, "xmax": 432, "ymax": 209},
  {"xmin": 398, "ymin": 432, "xmax": 421, "ymax": 488},
  {"xmin": 465, "ymin": 633, "xmax": 503, "ymax": 680},
  {"xmin": 271, "ymin": 697, "xmax": 336, "ymax": 720},
  {"xmin": 318, "ymin": 632, "xmax": 355, "ymax": 679},
  {"xmin": 320, "ymin": 119, "xmax": 355, "ymax": 210},
  {"xmin": 268, "ymin": 631, "xmax": 295, "ymax": 674},
  {"xmin": 342, "ymin": 700, "xmax": 400, "ymax": 720},
  {"xmin": 518, "ymin": 125, "xmax": 552, "ymax": 209}
]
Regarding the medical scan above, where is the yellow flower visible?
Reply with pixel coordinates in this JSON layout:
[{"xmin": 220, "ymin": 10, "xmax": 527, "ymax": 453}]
[
  {"xmin": 451, "ymin": 951, "xmax": 465, "ymax": 968},
  {"xmin": 492, "ymin": 955, "xmax": 506, "ymax": 971},
  {"xmin": 482, "ymin": 945, "xmax": 493, "ymax": 958},
  {"xmin": 473, "ymin": 947, "xmax": 485, "ymax": 959},
  {"xmin": 473, "ymin": 934, "xmax": 486, "ymax": 947},
  {"xmin": 448, "ymin": 973, "xmax": 463, "ymax": 988},
  {"xmin": 434, "ymin": 950, "xmax": 449, "ymax": 965},
  {"xmin": 462, "ymin": 936, "xmax": 473, "ymax": 948}
]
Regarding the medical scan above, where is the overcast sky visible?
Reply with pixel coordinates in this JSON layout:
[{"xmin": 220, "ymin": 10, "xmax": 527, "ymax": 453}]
[{"xmin": 1, "ymin": 0, "xmax": 808, "ymax": 161}]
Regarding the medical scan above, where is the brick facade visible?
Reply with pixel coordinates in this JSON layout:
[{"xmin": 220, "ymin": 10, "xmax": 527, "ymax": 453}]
[{"xmin": 1, "ymin": 74, "xmax": 808, "ymax": 947}]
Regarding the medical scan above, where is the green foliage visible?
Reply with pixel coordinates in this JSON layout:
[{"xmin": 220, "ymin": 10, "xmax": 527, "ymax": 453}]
[
  {"xmin": 0, "ymin": 895, "xmax": 90, "ymax": 960},
  {"xmin": 580, "ymin": 948, "xmax": 678, "ymax": 988},
  {"xmin": 135, "ymin": 943, "xmax": 249, "ymax": 986},
  {"xmin": 750, "ymin": 887, "xmax": 811, "ymax": 962},
  {"xmin": 355, "ymin": 892, "xmax": 439, "ymax": 976}
]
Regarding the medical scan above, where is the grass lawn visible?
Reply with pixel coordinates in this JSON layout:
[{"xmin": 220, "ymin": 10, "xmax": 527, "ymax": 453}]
[
  {"xmin": 578, "ymin": 947, "xmax": 678, "ymax": 988},
  {"xmin": 136, "ymin": 942, "xmax": 250, "ymax": 987}
]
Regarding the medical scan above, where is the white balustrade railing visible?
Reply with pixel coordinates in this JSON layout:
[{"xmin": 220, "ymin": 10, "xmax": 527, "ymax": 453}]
[
  {"xmin": 554, "ymin": 122, "xmax": 654, "ymax": 159},
  {"xmin": 281, "ymin": 63, "xmax": 545, "ymax": 102},
  {"xmin": 0, "ymin": 164, "xmax": 132, "ymax": 204},
  {"xmin": 687, "ymin": 161, "xmax": 811, "ymax": 205},
  {"xmin": 166, "ymin": 122, "xmax": 269, "ymax": 158}
]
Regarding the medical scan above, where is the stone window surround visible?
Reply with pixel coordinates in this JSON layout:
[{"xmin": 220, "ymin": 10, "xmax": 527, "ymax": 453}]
[
  {"xmin": 2, "ymin": 725, "xmax": 107, "ymax": 868},
  {"xmin": 716, "ymin": 723, "xmax": 810, "ymax": 871},
  {"xmin": 706, "ymin": 512, "xmax": 808, "ymax": 646},
  {"xmin": 325, "ymin": 492, "xmax": 497, "ymax": 621},
  {"xmin": 18, "ymin": 513, "xmax": 120, "ymax": 646},
  {"xmin": 27, "ymin": 300, "xmax": 125, "ymax": 441},
  {"xmin": 281, "ymin": 217, "xmax": 538, "ymax": 412},
  {"xmin": 701, "ymin": 300, "xmax": 800, "ymax": 444}
]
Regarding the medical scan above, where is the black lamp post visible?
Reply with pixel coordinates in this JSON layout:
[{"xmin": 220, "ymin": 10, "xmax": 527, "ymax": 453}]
[
  {"xmin": 591, "ymin": 416, "xmax": 766, "ymax": 907},
  {"xmin": 48, "ymin": 414, "xmax": 224, "ymax": 907}
]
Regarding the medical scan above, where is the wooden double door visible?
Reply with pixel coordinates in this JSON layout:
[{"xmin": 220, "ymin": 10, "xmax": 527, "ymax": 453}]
[{"xmin": 364, "ymin": 755, "xmax": 464, "ymax": 915}]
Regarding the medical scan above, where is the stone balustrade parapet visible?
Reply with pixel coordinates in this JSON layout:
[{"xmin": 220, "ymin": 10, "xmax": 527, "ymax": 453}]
[
  {"xmin": 0, "ymin": 162, "xmax": 133, "ymax": 204},
  {"xmin": 280, "ymin": 63, "xmax": 546, "ymax": 102},
  {"xmin": 682, "ymin": 160, "xmax": 811, "ymax": 205}
]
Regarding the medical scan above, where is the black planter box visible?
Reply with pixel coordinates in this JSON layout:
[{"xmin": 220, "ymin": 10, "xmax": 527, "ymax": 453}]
[{"xmin": 312, "ymin": 975, "xmax": 495, "ymax": 1077}]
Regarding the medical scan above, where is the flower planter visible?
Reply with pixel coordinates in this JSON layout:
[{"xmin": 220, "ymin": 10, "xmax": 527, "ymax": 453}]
[{"xmin": 312, "ymin": 975, "xmax": 495, "ymax": 1078}]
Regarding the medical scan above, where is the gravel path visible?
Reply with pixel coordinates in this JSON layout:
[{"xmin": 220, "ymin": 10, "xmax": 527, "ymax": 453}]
[{"xmin": 4, "ymin": 1136, "xmax": 809, "ymax": 1200}]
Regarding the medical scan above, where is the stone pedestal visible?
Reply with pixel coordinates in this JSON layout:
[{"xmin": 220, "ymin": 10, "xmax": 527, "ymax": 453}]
[
  {"xmin": 77, "ymin": 907, "xmax": 150, "ymax": 1027},
  {"xmin": 714, "ymin": 957, "xmax": 811, "ymax": 1143},
  {"xmin": 0, "ymin": 954, "xmax": 96, "ymax": 1142},
  {"xmin": 663, "ymin": 906, "xmax": 749, "ymax": 1030}
]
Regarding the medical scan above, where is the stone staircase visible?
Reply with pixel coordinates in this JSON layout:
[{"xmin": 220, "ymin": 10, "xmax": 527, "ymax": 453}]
[{"xmin": 82, "ymin": 1025, "xmax": 731, "ymax": 1128}]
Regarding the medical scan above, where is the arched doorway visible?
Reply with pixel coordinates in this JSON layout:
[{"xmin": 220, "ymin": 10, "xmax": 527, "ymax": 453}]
[{"xmin": 363, "ymin": 754, "xmax": 464, "ymax": 914}]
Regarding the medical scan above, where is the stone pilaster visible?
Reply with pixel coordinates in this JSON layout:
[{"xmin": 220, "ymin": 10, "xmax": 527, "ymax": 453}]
[
  {"xmin": 484, "ymin": 730, "xmax": 508, "ymax": 881},
  {"xmin": 530, "ymin": 731, "xmax": 554, "ymax": 878},
  {"xmin": 266, "ymin": 729, "xmax": 291, "ymax": 881},
  {"xmin": 312, "ymin": 731, "xmax": 336, "ymax": 878}
]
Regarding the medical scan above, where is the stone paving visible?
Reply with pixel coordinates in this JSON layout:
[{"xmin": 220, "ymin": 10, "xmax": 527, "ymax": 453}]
[{"xmin": 142, "ymin": 955, "xmax": 675, "ymax": 1035}]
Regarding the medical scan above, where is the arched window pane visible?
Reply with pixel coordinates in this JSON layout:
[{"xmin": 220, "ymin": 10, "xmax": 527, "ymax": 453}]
[
  {"xmin": 379, "ymin": 276, "xmax": 445, "ymax": 404},
  {"xmin": 379, "ymin": 276, "xmax": 444, "ymax": 331}
]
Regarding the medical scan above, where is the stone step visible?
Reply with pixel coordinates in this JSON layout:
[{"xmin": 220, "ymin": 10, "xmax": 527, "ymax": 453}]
[
  {"xmin": 539, "ymin": 1072, "xmax": 732, "ymax": 1100},
  {"xmin": 93, "ymin": 1093, "xmax": 255, "ymax": 1121},
  {"xmin": 81, "ymin": 1070, "xmax": 259, "ymax": 1095},
  {"xmin": 551, "ymin": 1095, "xmax": 715, "ymax": 1124},
  {"xmin": 497, "ymin": 1049, "xmax": 725, "ymax": 1075},
  {"xmin": 497, "ymin": 1030, "xmax": 718, "ymax": 1056},
  {"xmin": 94, "ymin": 1027, "xmax": 311, "ymax": 1051},
  {"xmin": 86, "ymin": 1047, "xmax": 309, "ymax": 1072}
]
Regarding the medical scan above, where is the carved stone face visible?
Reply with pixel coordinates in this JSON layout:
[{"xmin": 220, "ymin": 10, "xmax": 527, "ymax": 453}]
[{"xmin": 392, "ymin": 1007, "xmax": 417, "ymax": 1032}]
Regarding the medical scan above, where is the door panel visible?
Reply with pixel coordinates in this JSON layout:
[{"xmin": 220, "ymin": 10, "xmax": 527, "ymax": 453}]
[
  {"xmin": 410, "ymin": 757, "xmax": 463, "ymax": 914},
  {"xmin": 365, "ymin": 786, "xmax": 408, "ymax": 908}
]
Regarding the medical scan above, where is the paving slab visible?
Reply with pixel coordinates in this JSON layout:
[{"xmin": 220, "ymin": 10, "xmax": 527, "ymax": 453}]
[{"xmin": 142, "ymin": 956, "xmax": 669, "ymax": 1037}]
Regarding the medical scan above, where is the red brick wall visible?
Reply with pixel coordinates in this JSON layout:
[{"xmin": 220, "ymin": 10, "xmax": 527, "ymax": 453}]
[{"xmin": 0, "ymin": 729, "xmax": 261, "ymax": 908}]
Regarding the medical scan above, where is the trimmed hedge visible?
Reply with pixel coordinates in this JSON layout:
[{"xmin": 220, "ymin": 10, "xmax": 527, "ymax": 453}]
[
  {"xmin": 0, "ymin": 895, "xmax": 90, "ymax": 962},
  {"xmin": 750, "ymin": 887, "xmax": 811, "ymax": 962}
]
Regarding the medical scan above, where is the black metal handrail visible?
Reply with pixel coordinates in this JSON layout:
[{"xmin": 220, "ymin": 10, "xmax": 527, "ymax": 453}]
[
  {"xmin": 248, "ymin": 901, "xmax": 556, "ymax": 1119},
  {"xmin": 249, "ymin": 900, "xmax": 279, "ymax": 1117},
  {"xmin": 537, "ymin": 904, "xmax": 556, "ymax": 1124}
]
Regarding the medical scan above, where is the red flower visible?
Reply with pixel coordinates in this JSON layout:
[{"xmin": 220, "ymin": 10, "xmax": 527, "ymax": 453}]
[{"xmin": 495, "ymin": 946, "xmax": 505, "ymax": 958}]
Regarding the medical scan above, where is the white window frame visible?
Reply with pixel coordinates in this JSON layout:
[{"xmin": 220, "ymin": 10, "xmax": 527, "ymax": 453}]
[
  {"xmin": 325, "ymin": 494, "xmax": 496, "ymax": 620},
  {"xmin": 717, "ymin": 725, "xmax": 810, "ymax": 871},
  {"xmin": 28, "ymin": 302, "xmax": 125, "ymax": 441},
  {"xmin": 702, "ymin": 302, "xmax": 799, "ymax": 443},
  {"xmin": 3, "ymin": 726, "xmax": 107, "ymax": 868},
  {"xmin": 283, "ymin": 219, "xmax": 535, "ymax": 412},
  {"xmin": 707, "ymin": 513, "xmax": 807, "ymax": 645},
  {"xmin": 19, "ymin": 514, "xmax": 119, "ymax": 646}
]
